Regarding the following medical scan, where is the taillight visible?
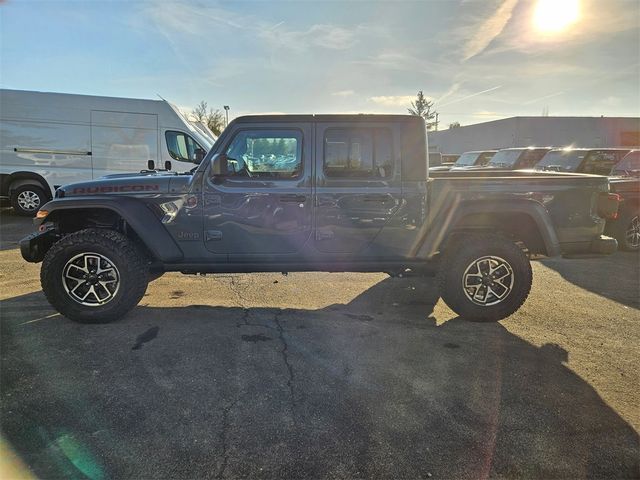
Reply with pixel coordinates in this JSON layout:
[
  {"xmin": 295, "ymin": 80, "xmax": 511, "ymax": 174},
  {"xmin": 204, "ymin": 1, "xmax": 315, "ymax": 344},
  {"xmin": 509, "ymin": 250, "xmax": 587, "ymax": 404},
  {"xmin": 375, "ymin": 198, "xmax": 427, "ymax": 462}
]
[{"xmin": 597, "ymin": 192, "xmax": 621, "ymax": 220}]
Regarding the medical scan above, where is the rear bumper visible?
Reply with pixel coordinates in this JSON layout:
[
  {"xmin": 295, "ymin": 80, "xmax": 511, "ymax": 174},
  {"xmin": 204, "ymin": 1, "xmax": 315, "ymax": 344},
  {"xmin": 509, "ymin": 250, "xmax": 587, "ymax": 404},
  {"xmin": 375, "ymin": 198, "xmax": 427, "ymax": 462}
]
[
  {"xmin": 20, "ymin": 230, "xmax": 57, "ymax": 263},
  {"xmin": 561, "ymin": 235, "xmax": 618, "ymax": 256},
  {"xmin": 590, "ymin": 235, "xmax": 618, "ymax": 255}
]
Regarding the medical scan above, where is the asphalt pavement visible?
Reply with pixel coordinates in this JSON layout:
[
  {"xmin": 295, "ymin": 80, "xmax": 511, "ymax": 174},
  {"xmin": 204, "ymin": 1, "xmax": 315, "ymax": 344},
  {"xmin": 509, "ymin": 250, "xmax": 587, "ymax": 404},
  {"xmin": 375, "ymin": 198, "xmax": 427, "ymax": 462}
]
[{"xmin": 1, "ymin": 210, "xmax": 638, "ymax": 479}]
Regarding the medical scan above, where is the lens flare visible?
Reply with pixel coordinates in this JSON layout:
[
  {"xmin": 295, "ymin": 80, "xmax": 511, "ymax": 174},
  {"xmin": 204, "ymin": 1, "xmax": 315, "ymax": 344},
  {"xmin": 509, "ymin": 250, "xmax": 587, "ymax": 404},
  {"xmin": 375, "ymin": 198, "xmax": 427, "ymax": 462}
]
[{"xmin": 534, "ymin": 0, "xmax": 580, "ymax": 33}]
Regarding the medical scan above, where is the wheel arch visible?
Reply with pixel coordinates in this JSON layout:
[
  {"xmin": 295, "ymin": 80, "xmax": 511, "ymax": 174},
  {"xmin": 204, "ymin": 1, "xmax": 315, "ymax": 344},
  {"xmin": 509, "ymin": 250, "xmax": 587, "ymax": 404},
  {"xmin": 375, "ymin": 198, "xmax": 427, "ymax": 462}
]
[
  {"xmin": 5, "ymin": 171, "xmax": 53, "ymax": 199},
  {"xmin": 417, "ymin": 199, "xmax": 561, "ymax": 258},
  {"xmin": 38, "ymin": 197, "xmax": 183, "ymax": 263}
]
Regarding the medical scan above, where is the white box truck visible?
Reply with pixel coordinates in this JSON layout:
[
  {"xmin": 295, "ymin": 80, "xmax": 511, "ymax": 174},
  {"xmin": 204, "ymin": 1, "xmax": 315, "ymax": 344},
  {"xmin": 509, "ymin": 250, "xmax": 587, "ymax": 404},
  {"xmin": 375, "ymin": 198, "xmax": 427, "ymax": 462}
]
[{"xmin": 0, "ymin": 89, "xmax": 215, "ymax": 215}]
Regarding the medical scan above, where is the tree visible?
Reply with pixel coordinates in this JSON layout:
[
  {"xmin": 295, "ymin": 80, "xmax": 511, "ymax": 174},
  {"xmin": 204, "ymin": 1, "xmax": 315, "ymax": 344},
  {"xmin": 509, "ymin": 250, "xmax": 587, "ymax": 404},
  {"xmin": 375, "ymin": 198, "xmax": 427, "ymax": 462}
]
[
  {"xmin": 407, "ymin": 90, "xmax": 438, "ymax": 130},
  {"xmin": 449, "ymin": 121, "xmax": 461, "ymax": 129},
  {"xmin": 190, "ymin": 100, "xmax": 225, "ymax": 136}
]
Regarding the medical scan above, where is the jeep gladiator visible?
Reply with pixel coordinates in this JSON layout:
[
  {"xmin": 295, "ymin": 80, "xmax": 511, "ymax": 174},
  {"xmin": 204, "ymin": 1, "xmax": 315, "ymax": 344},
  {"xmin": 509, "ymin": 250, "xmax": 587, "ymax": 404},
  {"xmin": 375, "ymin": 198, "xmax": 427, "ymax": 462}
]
[{"xmin": 20, "ymin": 114, "xmax": 619, "ymax": 323}]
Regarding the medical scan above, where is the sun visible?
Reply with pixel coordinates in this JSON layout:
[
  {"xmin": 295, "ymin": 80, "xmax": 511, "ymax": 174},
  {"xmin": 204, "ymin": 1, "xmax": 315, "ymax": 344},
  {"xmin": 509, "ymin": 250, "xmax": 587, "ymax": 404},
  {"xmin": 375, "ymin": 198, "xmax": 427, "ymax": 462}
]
[{"xmin": 533, "ymin": 0, "xmax": 580, "ymax": 33}]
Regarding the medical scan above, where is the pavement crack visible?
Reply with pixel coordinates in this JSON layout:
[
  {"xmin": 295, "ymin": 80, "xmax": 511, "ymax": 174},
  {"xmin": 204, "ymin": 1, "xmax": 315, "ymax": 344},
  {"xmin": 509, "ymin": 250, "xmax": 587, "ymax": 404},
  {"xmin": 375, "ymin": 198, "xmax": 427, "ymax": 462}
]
[
  {"xmin": 227, "ymin": 275, "xmax": 252, "ymax": 308},
  {"xmin": 216, "ymin": 399, "xmax": 238, "ymax": 479},
  {"xmin": 274, "ymin": 312, "xmax": 297, "ymax": 422}
]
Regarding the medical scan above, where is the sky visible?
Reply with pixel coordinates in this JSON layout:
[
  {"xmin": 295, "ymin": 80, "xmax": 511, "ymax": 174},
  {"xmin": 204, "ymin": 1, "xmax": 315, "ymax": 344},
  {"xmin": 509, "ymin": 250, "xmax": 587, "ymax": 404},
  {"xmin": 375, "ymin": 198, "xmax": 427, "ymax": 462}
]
[{"xmin": 0, "ymin": 0, "xmax": 638, "ymax": 127}]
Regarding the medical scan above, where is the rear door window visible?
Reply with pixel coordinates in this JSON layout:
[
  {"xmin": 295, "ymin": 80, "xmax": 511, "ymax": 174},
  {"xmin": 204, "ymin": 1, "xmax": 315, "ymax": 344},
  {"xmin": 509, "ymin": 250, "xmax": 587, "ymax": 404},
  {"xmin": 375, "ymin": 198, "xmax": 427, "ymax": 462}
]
[{"xmin": 324, "ymin": 128, "xmax": 393, "ymax": 178}]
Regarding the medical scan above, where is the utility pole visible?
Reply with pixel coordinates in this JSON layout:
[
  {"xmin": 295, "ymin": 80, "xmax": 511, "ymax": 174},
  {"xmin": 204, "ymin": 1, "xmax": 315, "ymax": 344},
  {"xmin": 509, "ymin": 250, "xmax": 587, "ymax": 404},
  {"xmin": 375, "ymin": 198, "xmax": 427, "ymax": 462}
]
[
  {"xmin": 223, "ymin": 105, "xmax": 230, "ymax": 127},
  {"xmin": 434, "ymin": 112, "xmax": 439, "ymax": 131}
]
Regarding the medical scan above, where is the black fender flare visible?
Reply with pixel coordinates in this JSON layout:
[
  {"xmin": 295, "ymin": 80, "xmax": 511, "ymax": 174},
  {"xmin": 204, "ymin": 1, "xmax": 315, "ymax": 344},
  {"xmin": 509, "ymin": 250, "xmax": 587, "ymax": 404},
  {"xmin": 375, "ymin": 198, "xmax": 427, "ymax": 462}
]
[
  {"xmin": 415, "ymin": 198, "xmax": 561, "ymax": 259},
  {"xmin": 36, "ymin": 196, "xmax": 184, "ymax": 262}
]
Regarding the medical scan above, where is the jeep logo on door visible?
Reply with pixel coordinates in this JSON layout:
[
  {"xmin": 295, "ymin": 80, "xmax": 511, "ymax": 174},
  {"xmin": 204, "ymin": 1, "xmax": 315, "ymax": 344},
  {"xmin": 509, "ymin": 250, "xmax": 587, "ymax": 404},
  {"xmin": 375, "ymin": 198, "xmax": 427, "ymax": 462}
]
[{"xmin": 71, "ymin": 185, "xmax": 160, "ymax": 194}]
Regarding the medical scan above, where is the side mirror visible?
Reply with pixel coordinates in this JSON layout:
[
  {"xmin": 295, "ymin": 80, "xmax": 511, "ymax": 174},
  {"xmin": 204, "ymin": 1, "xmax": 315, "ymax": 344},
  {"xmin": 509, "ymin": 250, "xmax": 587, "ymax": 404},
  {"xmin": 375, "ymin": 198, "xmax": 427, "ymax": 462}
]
[
  {"xmin": 210, "ymin": 153, "xmax": 228, "ymax": 179},
  {"xmin": 194, "ymin": 148, "xmax": 206, "ymax": 164},
  {"xmin": 164, "ymin": 160, "xmax": 172, "ymax": 171},
  {"xmin": 147, "ymin": 160, "xmax": 155, "ymax": 170}
]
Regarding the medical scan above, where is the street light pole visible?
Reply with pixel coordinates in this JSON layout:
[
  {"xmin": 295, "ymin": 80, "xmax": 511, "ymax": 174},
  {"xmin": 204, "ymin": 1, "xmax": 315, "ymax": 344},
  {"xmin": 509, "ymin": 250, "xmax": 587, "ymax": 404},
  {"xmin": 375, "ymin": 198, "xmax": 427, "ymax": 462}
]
[{"xmin": 223, "ymin": 105, "xmax": 230, "ymax": 127}]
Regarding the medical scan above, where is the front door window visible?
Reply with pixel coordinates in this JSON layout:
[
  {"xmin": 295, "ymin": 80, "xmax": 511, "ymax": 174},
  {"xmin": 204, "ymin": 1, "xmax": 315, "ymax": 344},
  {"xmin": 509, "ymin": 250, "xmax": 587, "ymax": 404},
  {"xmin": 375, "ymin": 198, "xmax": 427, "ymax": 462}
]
[{"xmin": 225, "ymin": 130, "xmax": 302, "ymax": 179}]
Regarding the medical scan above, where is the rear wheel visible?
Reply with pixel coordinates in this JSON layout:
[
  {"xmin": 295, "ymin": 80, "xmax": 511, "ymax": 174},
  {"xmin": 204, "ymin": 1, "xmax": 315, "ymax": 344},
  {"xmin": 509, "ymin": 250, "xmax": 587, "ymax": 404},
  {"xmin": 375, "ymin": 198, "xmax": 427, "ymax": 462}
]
[
  {"xmin": 41, "ymin": 229, "xmax": 149, "ymax": 323},
  {"xmin": 616, "ymin": 211, "xmax": 640, "ymax": 252},
  {"xmin": 11, "ymin": 185, "xmax": 47, "ymax": 216},
  {"xmin": 439, "ymin": 234, "xmax": 532, "ymax": 322}
]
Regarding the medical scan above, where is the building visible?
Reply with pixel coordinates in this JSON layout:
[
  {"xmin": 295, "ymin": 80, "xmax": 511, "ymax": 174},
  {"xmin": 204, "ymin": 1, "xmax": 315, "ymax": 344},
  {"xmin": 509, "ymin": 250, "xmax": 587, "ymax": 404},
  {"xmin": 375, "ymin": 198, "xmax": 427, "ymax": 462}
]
[{"xmin": 428, "ymin": 116, "xmax": 640, "ymax": 154}]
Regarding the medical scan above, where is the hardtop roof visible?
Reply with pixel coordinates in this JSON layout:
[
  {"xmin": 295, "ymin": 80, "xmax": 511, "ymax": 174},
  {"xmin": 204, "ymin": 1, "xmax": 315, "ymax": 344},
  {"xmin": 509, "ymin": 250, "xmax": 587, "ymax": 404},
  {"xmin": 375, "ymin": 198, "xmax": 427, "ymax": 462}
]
[{"xmin": 232, "ymin": 114, "xmax": 423, "ymax": 123}]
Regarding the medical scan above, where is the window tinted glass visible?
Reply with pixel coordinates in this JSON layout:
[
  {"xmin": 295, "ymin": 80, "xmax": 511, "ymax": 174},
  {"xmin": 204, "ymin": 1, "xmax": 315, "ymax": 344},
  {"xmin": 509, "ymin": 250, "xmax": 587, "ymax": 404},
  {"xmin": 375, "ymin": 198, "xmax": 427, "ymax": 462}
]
[
  {"xmin": 224, "ymin": 130, "xmax": 302, "ymax": 179},
  {"xmin": 476, "ymin": 152, "xmax": 495, "ymax": 166},
  {"xmin": 519, "ymin": 149, "xmax": 549, "ymax": 168},
  {"xmin": 581, "ymin": 151, "xmax": 619, "ymax": 175},
  {"xmin": 535, "ymin": 150, "xmax": 585, "ymax": 172},
  {"xmin": 454, "ymin": 152, "xmax": 480, "ymax": 166},
  {"xmin": 455, "ymin": 151, "xmax": 495, "ymax": 166},
  {"xmin": 166, "ymin": 131, "xmax": 203, "ymax": 163},
  {"xmin": 324, "ymin": 128, "xmax": 393, "ymax": 177},
  {"xmin": 613, "ymin": 152, "xmax": 640, "ymax": 176},
  {"xmin": 488, "ymin": 150, "xmax": 521, "ymax": 167}
]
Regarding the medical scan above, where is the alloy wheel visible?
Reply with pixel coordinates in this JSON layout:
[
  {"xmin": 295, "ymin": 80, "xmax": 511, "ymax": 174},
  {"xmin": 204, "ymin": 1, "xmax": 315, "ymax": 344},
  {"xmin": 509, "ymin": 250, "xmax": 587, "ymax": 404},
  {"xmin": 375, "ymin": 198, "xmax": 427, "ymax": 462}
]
[
  {"xmin": 62, "ymin": 252, "xmax": 120, "ymax": 306},
  {"xmin": 625, "ymin": 215, "xmax": 640, "ymax": 249},
  {"xmin": 17, "ymin": 190, "xmax": 41, "ymax": 211},
  {"xmin": 462, "ymin": 255, "xmax": 514, "ymax": 306}
]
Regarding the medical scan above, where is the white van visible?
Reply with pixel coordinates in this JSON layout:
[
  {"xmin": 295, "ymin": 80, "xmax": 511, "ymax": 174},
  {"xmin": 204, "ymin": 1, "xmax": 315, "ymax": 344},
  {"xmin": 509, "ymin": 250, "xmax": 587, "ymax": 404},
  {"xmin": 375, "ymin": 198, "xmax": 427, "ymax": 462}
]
[{"xmin": 0, "ymin": 89, "xmax": 214, "ymax": 215}]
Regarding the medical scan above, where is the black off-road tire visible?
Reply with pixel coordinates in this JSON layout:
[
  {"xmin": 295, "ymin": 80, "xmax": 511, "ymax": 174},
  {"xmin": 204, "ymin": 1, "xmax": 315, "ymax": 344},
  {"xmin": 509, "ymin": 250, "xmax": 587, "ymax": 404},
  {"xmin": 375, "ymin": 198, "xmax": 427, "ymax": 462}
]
[
  {"xmin": 11, "ymin": 184, "xmax": 47, "ymax": 216},
  {"xmin": 614, "ymin": 210, "xmax": 640, "ymax": 252},
  {"xmin": 41, "ymin": 229, "xmax": 149, "ymax": 323},
  {"xmin": 439, "ymin": 234, "xmax": 533, "ymax": 322}
]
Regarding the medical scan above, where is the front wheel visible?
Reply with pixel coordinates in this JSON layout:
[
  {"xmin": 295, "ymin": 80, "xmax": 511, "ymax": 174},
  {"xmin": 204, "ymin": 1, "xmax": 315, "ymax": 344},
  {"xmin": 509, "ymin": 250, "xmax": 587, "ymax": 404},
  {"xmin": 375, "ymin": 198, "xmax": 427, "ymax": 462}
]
[
  {"xmin": 439, "ymin": 234, "xmax": 533, "ymax": 322},
  {"xmin": 41, "ymin": 229, "xmax": 149, "ymax": 323},
  {"xmin": 11, "ymin": 185, "xmax": 47, "ymax": 216}
]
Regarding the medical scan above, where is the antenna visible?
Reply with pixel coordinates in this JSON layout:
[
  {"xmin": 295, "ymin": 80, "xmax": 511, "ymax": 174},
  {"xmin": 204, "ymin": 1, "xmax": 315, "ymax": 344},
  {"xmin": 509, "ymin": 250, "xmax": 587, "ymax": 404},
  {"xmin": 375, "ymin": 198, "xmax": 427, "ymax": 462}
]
[{"xmin": 156, "ymin": 93, "xmax": 167, "ymax": 101}]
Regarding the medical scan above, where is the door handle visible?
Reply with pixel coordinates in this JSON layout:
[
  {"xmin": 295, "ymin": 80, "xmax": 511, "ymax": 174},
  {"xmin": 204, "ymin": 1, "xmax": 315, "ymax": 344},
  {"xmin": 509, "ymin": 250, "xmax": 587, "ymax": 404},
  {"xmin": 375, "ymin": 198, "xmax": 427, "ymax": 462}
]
[
  {"xmin": 280, "ymin": 194, "xmax": 306, "ymax": 203},
  {"xmin": 363, "ymin": 194, "xmax": 389, "ymax": 202},
  {"xmin": 205, "ymin": 230, "xmax": 223, "ymax": 241}
]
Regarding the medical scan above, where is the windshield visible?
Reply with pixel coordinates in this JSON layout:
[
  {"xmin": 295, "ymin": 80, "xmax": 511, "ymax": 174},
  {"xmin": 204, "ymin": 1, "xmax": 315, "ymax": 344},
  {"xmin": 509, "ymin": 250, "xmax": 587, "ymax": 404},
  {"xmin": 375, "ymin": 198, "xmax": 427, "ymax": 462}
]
[
  {"xmin": 535, "ymin": 150, "xmax": 585, "ymax": 172},
  {"xmin": 487, "ymin": 150, "xmax": 522, "ymax": 168},
  {"xmin": 167, "ymin": 101, "xmax": 214, "ymax": 151},
  {"xmin": 454, "ymin": 152, "xmax": 481, "ymax": 166},
  {"xmin": 613, "ymin": 152, "xmax": 640, "ymax": 176}
]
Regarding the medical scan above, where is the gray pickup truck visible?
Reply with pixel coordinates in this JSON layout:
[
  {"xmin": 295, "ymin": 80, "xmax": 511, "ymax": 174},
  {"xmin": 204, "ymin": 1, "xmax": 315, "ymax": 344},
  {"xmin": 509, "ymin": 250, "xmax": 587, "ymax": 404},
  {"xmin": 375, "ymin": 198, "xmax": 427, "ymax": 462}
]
[{"xmin": 21, "ymin": 114, "xmax": 619, "ymax": 323}]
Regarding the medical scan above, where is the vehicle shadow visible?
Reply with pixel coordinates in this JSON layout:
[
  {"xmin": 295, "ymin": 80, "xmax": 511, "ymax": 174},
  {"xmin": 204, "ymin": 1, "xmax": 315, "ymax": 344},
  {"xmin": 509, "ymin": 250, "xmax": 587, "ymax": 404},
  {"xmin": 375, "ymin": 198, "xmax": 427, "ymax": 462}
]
[
  {"xmin": 1, "ymin": 278, "xmax": 638, "ymax": 479},
  {"xmin": 0, "ymin": 208, "xmax": 35, "ymax": 251},
  {"xmin": 540, "ymin": 252, "xmax": 640, "ymax": 309}
]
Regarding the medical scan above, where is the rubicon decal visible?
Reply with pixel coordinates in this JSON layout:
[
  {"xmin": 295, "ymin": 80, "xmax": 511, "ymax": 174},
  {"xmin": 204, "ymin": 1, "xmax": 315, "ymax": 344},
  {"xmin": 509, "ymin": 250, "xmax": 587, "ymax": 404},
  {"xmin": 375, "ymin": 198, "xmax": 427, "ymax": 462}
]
[{"xmin": 72, "ymin": 185, "xmax": 161, "ymax": 194}]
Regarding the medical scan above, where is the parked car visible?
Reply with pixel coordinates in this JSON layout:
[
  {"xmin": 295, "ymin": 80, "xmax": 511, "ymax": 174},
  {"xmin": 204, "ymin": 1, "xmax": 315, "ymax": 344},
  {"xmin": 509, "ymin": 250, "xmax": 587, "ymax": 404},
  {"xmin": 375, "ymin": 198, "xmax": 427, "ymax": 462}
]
[
  {"xmin": 606, "ymin": 151, "xmax": 640, "ymax": 251},
  {"xmin": 611, "ymin": 150, "xmax": 640, "ymax": 177},
  {"xmin": 450, "ymin": 150, "xmax": 497, "ymax": 169},
  {"xmin": 485, "ymin": 147, "xmax": 552, "ymax": 170},
  {"xmin": 430, "ymin": 150, "xmax": 496, "ymax": 172},
  {"xmin": 21, "ymin": 114, "xmax": 618, "ymax": 324},
  {"xmin": 0, "ymin": 89, "xmax": 213, "ymax": 215},
  {"xmin": 534, "ymin": 148, "xmax": 631, "ymax": 175}
]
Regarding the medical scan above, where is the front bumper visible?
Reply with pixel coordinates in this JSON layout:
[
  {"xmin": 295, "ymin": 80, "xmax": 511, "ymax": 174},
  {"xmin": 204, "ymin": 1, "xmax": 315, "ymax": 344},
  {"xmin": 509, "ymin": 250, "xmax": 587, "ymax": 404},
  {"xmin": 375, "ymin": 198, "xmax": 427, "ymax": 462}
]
[{"xmin": 20, "ymin": 230, "xmax": 57, "ymax": 263}]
